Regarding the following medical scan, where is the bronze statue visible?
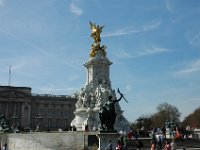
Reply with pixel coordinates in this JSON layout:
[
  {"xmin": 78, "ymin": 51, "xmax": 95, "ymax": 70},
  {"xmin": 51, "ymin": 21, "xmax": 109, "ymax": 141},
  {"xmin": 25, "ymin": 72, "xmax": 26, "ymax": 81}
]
[
  {"xmin": 99, "ymin": 89, "xmax": 127, "ymax": 131},
  {"xmin": 89, "ymin": 21, "xmax": 104, "ymax": 44}
]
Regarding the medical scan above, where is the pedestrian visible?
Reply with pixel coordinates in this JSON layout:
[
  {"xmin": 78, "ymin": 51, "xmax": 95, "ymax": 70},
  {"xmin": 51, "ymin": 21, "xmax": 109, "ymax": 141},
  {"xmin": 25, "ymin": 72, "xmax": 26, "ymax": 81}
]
[
  {"xmin": 122, "ymin": 136, "xmax": 128, "ymax": 150},
  {"xmin": 135, "ymin": 130, "xmax": 139, "ymax": 140},
  {"xmin": 164, "ymin": 140, "xmax": 171, "ymax": 150},
  {"xmin": 116, "ymin": 139, "xmax": 122, "ymax": 150},
  {"xmin": 170, "ymin": 139, "xmax": 177, "ymax": 150},
  {"xmin": 2, "ymin": 143, "xmax": 7, "ymax": 150},
  {"xmin": 85, "ymin": 124, "xmax": 88, "ymax": 132},
  {"xmin": 162, "ymin": 125, "xmax": 166, "ymax": 139},
  {"xmin": 136, "ymin": 139, "xmax": 143, "ymax": 150},
  {"xmin": 156, "ymin": 132, "xmax": 163, "ymax": 150},
  {"xmin": 150, "ymin": 140, "xmax": 156, "ymax": 150},
  {"xmin": 105, "ymin": 140, "xmax": 112, "ymax": 150}
]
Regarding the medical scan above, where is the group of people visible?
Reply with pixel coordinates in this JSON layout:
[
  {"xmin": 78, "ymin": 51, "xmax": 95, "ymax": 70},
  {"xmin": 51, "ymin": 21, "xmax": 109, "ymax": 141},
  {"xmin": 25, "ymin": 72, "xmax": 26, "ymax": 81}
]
[
  {"xmin": 106, "ymin": 137, "xmax": 128, "ymax": 150},
  {"xmin": 149, "ymin": 126, "xmax": 179, "ymax": 150},
  {"xmin": 106, "ymin": 138, "xmax": 177, "ymax": 150},
  {"xmin": 150, "ymin": 139, "xmax": 177, "ymax": 150}
]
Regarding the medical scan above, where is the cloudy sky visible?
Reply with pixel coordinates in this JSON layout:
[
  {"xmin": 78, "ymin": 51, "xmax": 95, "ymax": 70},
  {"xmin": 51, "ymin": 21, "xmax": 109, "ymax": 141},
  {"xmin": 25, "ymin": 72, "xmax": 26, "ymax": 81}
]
[{"xmin": 0, "ymin": 0, "xmax": 200, "ymax": 122}]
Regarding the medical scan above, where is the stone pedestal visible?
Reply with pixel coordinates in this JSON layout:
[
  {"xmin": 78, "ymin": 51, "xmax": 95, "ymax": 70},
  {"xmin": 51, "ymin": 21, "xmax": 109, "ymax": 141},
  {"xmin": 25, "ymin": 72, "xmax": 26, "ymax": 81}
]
[{"xmin": 96, "ymin": 132, "xmax": 120, "ymax": 150}]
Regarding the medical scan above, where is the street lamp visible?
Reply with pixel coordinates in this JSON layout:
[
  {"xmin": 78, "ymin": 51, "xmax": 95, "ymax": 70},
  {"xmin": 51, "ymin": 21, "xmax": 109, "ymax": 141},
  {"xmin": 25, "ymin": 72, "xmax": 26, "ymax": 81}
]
[
  {"xmin": 47, "ymin": 113, "xmax": 52, "ymax": 131},
  {"xmin": 11, "ymin": 113, "xmax": 18, "ymax": 133},
  {"xmin": 36, "ymin": 113, "xmax": 43, "ymax": 132}
]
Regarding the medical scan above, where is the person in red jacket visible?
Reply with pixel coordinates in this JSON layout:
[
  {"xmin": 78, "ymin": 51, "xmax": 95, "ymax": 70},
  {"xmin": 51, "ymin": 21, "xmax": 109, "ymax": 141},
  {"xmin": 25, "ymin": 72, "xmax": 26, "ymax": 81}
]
[{"xmin": 116, "ymin": 139, "xmax": 122, "ymax": 150}]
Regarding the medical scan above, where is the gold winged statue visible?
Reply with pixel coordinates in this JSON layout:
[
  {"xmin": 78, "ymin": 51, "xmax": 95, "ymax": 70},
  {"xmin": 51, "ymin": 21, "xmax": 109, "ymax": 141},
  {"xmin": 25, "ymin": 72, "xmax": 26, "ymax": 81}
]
[{"xmin": 89, "ymin": 21, "xmax": 104, "ymax": 44}]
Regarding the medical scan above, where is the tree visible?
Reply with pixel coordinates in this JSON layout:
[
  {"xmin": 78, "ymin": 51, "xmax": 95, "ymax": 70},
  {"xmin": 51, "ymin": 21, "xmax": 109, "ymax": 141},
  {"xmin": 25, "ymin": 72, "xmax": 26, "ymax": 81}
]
[
  {"xmin": 130, "ymin": 115, "xmax": 153, "ymax": 131},
  {"xmin": 182, "ymin": 107, "xmax": 200, "ymax": 128},
  {"xmin": 151, "ymin": 102, "xmax": 181, "ymax": 127}
]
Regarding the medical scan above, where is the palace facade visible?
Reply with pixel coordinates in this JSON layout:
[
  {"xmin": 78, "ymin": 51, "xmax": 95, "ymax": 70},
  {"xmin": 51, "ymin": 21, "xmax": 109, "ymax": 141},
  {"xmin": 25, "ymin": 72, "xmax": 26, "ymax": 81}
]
[{"xmin": 0, "ymin": 86, "xmax": 77, "ymax": 131}]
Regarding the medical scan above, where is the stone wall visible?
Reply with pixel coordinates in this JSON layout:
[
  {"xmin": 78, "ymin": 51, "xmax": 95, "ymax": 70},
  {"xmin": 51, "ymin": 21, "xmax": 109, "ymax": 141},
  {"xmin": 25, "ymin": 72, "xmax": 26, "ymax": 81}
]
[
  {"xmin": 0, "ymin": 131, "xmax": 98, "ymax": 150},
  {"xmin": 193, "ymin": 129, "xmax": 200, "ymax": 141}
]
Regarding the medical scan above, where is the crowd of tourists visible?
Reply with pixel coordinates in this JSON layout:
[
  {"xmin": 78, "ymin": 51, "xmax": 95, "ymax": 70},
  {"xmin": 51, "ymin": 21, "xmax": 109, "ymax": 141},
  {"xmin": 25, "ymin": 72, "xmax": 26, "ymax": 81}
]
[{"xmin": 105, "ymin": 124, "xmax": 189, "ymax": 150}]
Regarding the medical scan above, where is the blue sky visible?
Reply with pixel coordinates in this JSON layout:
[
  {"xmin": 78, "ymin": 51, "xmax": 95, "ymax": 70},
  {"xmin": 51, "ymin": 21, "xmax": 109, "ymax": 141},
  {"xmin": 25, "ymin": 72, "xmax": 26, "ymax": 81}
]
[{"xmin": 0, "ymin": 0, "xmax": 200, "ymax": 122}]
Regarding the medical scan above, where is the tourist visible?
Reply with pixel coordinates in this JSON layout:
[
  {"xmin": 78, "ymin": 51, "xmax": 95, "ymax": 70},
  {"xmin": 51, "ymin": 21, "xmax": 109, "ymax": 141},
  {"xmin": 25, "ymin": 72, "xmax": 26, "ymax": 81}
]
[
  {"xmin": 170, "ymin": 139, "xmax": 177, "ymax": 150},
  {"xmin": 127, "ymin": 130, "xmax": 133, "ymax": 140},
  {"xmin": 122, "ymin": 136, "xmax": 128, "ymax": 150},
  {"xmin": 72, "ymin": 125, "xmax": 76, "ymax": 131},
  {"xmin": 150, "ymin": 140, "xmax": 156, "ymax": 150},
  {"xmin": 2, "ymin": 143, "xmax": 7, "ymax": 150},
  {"xmin": 85, "ymin": 124, "xmax": 88, "ymax": 132},
  {"xmin": 106, "ymin": 140, "xmax": 113, "ymax": 150},
  {"xmin": 156, "ymin": 131, "xmax": 163, "ymax": 150},
  {"xmin": 116, "ymin": 139, "xmax": 122, "ymax": 150},
  {"xmin": 135, "ymin": 139, "xmax": 143, "ymax": 150},
  {"xmin": 162, "ymin": 125, "xmax": 166, "ymax": 139},
  {"xmin": 175, "ymin": 127, "xmax": 182, "ymax": 140},
  {"xmin": 135, "ymin": 130, "xmax": 139, "ymax": 140},
  {"xmin": 164, "ymin": 140, "xmax": 171, "ymax": 150}
]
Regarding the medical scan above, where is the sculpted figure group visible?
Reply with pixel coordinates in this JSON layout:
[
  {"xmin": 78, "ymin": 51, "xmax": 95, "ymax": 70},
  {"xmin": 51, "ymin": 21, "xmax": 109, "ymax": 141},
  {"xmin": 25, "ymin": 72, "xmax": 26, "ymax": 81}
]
[{"xmin": 99, "ymin": 89, "xmax": 124, "ymax": 131}]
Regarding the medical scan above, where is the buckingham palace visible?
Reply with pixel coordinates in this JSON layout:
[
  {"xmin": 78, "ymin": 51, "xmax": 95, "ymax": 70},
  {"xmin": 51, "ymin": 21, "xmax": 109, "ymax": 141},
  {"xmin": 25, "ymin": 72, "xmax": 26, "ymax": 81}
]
[{"xmin": 0, "ymin": 85, "xmax": 77, "ymax": 131}]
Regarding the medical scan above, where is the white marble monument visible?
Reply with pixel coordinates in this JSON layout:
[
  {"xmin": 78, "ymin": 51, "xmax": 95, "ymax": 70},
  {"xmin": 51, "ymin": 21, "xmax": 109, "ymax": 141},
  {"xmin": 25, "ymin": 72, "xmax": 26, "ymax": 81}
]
[{"xmin": 71, "ymin": 22, "xmax": 129, "ymax": 132}]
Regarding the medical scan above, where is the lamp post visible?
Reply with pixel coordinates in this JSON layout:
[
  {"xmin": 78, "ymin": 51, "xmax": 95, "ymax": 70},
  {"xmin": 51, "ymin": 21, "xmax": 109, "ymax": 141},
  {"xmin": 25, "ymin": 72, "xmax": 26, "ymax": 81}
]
[
  {"xmin": 11, "ymin": 113, "xmax": 18, "ymax": 133},
  {"xmin": 36, "ymin": 113, "xmax": 43, "ymax": 132},
  {"xmin": 48, "ymin": 113, "xmax": 52, "ymax": 131}
]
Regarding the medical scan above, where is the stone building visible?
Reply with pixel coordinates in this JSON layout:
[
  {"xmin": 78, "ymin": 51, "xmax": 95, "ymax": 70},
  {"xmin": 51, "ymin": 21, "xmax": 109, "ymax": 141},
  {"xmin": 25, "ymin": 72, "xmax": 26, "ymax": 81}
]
[{"xmin": 0, "ymin": 86, "xmax": 77, "ymax": 131}]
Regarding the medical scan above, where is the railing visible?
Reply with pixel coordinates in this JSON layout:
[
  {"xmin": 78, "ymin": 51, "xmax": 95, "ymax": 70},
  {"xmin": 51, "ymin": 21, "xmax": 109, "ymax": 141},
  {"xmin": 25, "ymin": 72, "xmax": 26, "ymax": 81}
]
[{"xmin": 31, "ymin": 93, "xmax": 71, "ymax": 98}]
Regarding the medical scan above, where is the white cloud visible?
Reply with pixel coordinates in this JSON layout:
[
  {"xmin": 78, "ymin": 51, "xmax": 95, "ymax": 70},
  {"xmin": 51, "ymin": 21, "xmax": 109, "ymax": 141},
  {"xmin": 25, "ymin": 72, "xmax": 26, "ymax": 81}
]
[
  {"xmin": 0, "ymin": 58, "xmax": 27, "ymax": 72},
  {"xmin": 103, "ymin": 20, "xmax": 161, "ymax": 37},
  {"xmin": 115, "ymin": 46, "xmax": 170, "ymax": 59},
  {"xmin": 63, "ymin": 59, "xmax": 81, "ymax": 70},
  {"xmin": 165, "ymin": 0, "xmax": 172, "ymax": 13},
  {"xmin": 138, "ymin": 46, "xmax": 170, "ymax": 56},
  {"xmin": 69, "ymin": 3, "xmax": 82, "ymax": 16},
  {"xmin": 0, "ymin": 27, "xmax": 51, "ymax": 57},
  {"xmin": 189, "ymin": 31, "xmax": 200, "ymax": 46},
  {"xmin": 0, "ymin": 0, "xmax": 4, "ymax": 6},
  {"xmin": 125, "ymin": 84, "xmax": 132, "ymax": 92},
  {"xmin": 69, "ymin": 74, "xmax": 80, "ymax": 81},
  {"xmin": 175, "ymin": 59, "xmax": 200, "ymax": 75},
  {"xmin": 114, "ymin": 50, "xmax": 134, "ymax": 59},
  {"xmin": 39, "ymin": 84, "xmax": 78, "ymax": 95}
]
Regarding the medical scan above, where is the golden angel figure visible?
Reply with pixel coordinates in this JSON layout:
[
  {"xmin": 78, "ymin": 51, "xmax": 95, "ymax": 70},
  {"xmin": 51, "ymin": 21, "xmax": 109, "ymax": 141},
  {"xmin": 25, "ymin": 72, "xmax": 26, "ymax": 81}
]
[{"xmin": 89, "ymin": 22, "xmax": 104, "ymax": 43}]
